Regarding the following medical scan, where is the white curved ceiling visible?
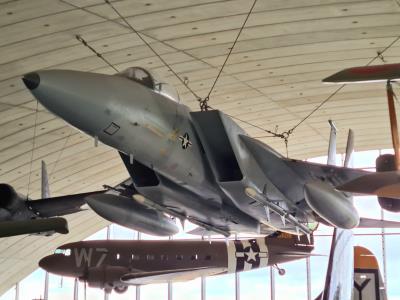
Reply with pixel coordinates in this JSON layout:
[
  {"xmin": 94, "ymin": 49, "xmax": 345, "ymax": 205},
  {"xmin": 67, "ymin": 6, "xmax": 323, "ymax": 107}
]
[{"xmin": 1, "ymin": 0, "xmax": 400, "ymax": 295}]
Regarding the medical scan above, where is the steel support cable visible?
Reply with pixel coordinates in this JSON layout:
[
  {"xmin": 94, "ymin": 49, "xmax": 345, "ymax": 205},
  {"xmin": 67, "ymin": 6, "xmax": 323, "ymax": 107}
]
[
  {"xmin": 202, "ymin": 0, "xmax": 258, "ymax": 111},
  {"xmin": 68, "ymin": 1, "xmax": 400, "ymax": 156},
  {"xmin": 285, "ymin": 35, "xmax": 400, "ymax": 136},
  {"xmin": 251, "ymin": 35, "xmax": 400, "ymax": 155},
  {"xmin": 76, "ymin": 34, "xmax": 119, "ymax": 72},
  {"xmin": 60, "ymin": 0, "xmax": 295, "ymax": 142},
  {"xmin": 49, "ymin": 127, "xmax": 74, "ymax": 180},
  {"xmin": 104, "ymin": 0, "xmax": 201, "ymax": 102}
]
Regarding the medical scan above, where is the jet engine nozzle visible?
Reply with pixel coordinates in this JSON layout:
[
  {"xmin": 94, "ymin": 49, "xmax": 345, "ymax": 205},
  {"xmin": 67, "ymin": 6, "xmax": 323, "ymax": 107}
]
[
  {"xmin": 86, "ymin": 193, "xmax": 179, "ymax": 236},
  {"xmin": 304, "ymin": 181, "xmax": 359, "ymax": 229},
  {"xmin": 0, "ymin": 184, "xmax": 21, "ymax": 211}
]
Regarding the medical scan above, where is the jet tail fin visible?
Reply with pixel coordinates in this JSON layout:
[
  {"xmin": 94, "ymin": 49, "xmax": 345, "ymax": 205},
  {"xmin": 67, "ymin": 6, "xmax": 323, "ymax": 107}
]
[
  {"xmin": 327, "ymin": 120, "xmax": 337, "ymax": 165},
  {"xmin": 353, "ymin": 246, "xmax": 387, "ymax": 300},
  {"xmin": 316, "ymin": 229, "xmax": 388, "ymax": 300},
  {"xmin": 316, "ymin": 228, "xmax": 354, "ymax": 300},
  {"xmin": 41, "ymin": 160, "xmax": 50, "ymax": 198},
  {"xmin": 344, "ymin": 129, "xmax": 354, "ymax": 168}
]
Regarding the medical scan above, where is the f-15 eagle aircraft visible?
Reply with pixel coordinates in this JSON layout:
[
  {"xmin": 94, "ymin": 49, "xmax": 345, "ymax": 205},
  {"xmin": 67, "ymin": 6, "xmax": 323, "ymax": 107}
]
[{"xmin": 21, "ymin": 65, "xmax": 400, "ymax": 237}]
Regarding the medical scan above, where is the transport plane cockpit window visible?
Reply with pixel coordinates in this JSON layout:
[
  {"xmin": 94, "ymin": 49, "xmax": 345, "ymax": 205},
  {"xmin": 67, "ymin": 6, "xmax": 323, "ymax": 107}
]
[
  {"xmin": 54, "ymin": 248, "xmax": 71, "ymax": 256},
  {"xmin": 117, "ymin": 67, "xmax": 180, "ymax": 102}
]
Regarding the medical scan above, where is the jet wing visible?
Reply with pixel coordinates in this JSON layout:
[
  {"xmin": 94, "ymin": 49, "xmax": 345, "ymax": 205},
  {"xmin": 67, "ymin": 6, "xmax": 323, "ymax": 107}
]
[
  {"xmin": 120, "ymin": 267, "xmax": 225, "ymax": 285},
  {"xmin": 285, "ymin": 159, "xmax": 370, "ymax": 187},
  {"xmin": 29, "ymin": 191, "xmax": 105, "ymax": 217},
  {"xmin": 336, "ymin": 171, "xmax": 400, "ymax": 199}
]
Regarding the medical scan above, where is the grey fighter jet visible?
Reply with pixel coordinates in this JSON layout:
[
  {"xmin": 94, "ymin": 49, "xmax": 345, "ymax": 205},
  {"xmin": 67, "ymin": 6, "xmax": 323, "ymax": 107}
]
[
  {"xmin": 21, "ymin": 66, "xmax": 400, "ymax": 237},
  {"xmin": 38, "ymin": 232, "xmax": 313, "ymax": 294}
]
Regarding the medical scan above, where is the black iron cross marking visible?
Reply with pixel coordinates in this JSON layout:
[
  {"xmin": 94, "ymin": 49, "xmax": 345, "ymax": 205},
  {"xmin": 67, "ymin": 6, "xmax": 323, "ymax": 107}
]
[{"xmin": 179, "ymin": 132, "xmax": 192, "ymax": 149}]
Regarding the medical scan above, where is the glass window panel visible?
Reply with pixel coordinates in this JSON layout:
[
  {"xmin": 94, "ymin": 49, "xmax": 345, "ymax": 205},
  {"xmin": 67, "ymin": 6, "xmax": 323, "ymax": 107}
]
[
  {"xmin": 240, "ymin": 268, "xmax": 270, "ymax": 300},
  {"xmin": 353, "ymin": 150, "xmax": 380, "ymax": 168},
  {"xmin": 141, "ymin": 283, "xmax": 168, "ymax": 300},
  {"xmin": 110, "ymin": 224, "xmax": 136, "ymax": 239},
  {"xmin": 206, "ymin": 274, "xmax": 235, "ymax": 300},
  {"xmin": 275, "ymin": 260, "xmax": 307, "ymax": 300},
  {"xmin": 173, "ymin": 278, "xmax": 201, "ymax": 300},
  {"xmin": 18, "ymin": 269, "xmax": 45, "ymax": 300}
]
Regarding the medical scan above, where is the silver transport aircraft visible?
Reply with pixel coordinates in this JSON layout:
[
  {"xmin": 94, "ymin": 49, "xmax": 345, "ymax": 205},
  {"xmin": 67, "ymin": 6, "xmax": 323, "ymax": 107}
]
[{"xmin": 21, "ymin": 65, "xmax": 400, "ymax": 238}]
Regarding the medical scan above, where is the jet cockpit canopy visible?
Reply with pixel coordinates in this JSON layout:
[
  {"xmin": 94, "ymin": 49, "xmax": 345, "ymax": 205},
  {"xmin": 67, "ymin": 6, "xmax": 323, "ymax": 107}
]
[{"xmin": 117, "ymin": 67, "xmax": 180, "ymax": 102}]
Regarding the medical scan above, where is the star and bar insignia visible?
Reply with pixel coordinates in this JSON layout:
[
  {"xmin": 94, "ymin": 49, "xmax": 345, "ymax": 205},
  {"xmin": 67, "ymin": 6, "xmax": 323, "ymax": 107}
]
[{"xmin": 178, "ymin": 132, "xmax": 192, "ymax": 149}]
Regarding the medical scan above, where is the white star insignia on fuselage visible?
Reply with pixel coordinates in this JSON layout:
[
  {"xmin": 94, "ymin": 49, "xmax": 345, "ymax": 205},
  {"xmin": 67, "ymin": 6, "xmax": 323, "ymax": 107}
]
[
  {"xmin": 178, "ymin": 132, "xmax": 192, "ymax": 149},
  {"xmin": 244, "ymin": 247, "xmax": 257, "ymax": 263}
]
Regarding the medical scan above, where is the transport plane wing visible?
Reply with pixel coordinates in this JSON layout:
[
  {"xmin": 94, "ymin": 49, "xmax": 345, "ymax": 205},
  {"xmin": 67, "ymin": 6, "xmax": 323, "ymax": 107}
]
[{"xmin": 121, "ymin": 267, "xmax": 224, "ymax": 285}]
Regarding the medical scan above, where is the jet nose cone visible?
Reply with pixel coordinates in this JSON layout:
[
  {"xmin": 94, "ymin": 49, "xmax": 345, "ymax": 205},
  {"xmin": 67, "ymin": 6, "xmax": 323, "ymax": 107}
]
[{"xmin": 22, "ymin": 72, "xmax": 40, "ymax": 90}]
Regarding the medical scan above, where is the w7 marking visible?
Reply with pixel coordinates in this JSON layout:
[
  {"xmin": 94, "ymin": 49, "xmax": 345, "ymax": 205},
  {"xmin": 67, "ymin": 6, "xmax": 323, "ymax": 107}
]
[{"xmin": 74, "ymin": 248, "xmax": 108, "ymax": 268}]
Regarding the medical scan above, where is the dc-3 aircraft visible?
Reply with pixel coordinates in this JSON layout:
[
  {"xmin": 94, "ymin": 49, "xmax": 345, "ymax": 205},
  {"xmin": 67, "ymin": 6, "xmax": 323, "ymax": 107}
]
[
  {"xmin": 21, "ymin": 63, "xmax": 400, "ymax": 238},
  {"xmin": 39, "ymin": 232, "xmax": 313, "ymax": 294}
]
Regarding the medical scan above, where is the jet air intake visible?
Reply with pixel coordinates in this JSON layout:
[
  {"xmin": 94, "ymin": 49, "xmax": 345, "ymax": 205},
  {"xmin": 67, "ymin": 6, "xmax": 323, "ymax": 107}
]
[
  {"xmin": 304, "ymin": 181, "xmax": 359, "ymax": 229},
  {"xmin": 86, "ymin": 193, "xmax": 179, "ymax": 236}
]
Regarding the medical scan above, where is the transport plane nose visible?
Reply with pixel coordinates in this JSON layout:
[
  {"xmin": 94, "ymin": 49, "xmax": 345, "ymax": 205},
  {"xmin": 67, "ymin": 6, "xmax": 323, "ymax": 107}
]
[
  {"xmin": 22, "ymin": 72, "xmax": 40, "ymax": 90},
  {"xmin": 39, "ymin": 254, "xmax": 78, "ymax": 277},
  {"xmin": 38, "ymin": 255, "xmax": 56, "ymax": 273}
]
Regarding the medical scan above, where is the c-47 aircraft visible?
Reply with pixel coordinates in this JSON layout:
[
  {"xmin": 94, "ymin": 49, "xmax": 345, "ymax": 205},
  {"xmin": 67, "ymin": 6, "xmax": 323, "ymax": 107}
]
[
  {"xmin": 21, "ymin": 64, "xmax": 400, "ymax": 237},
  {"xmin": 39, "ymin": 232, "xmax": 313, "ymax": 294}
]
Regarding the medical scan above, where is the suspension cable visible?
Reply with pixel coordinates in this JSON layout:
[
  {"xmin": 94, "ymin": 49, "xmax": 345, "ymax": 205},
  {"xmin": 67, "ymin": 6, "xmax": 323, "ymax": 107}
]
[
  {"xmin": 285, "ymin": 35, "xmax": 400, "ymax": 136},
  {"xmin": 104, "ymin": 0, "xmax": 201, "ymax": 102},
  {"xmin": 73, "ymin": 1, "xmax": 400, "ymax": 156},
  {"xmin": 201, "ymin": 0, "xmax": 258, "ymax": 111},
  {"xmin": 75, "ymin": 35, "xmax": 119, "ymax": 72}
]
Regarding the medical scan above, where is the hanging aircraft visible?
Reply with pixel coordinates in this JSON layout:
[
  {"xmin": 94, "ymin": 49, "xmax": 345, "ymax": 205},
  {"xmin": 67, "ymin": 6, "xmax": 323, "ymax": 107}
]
[
  {"xmin": 38, "ymin": 232, "xmax": 313, "ymax": 294},
  {"xmin": 21, "ymin": 65, "xmax": 400, "ymax": 238},
  {"xmin": 0, "ymin": 161, "xmax": 102, "ymax": 237}
]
